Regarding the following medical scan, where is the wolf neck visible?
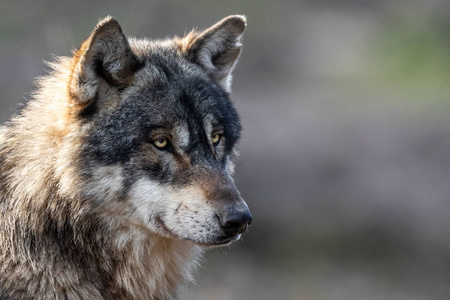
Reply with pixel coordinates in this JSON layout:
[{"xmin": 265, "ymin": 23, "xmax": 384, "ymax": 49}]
[
  {"xmin": 102, "ymin": 221, "xmax": 202, "ymax": 299},
  {"xmin": 110, "ymin": 226, "xmax": 203, "ymax": 299}
]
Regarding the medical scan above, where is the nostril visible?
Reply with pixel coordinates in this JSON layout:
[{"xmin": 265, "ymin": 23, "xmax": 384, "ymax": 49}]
[{"xmin": 220, "ymin": 209, "xmax": 253, "ymax": 232}]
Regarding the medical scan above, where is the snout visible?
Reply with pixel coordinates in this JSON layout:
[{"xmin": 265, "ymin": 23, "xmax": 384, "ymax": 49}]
[
  {"xmin": 218, "ymin": 205, "xmax": 253, "ymax": 239},
  {"xmin": 185, "ymin": 169, "xmax": 253, "ymax": 245}
]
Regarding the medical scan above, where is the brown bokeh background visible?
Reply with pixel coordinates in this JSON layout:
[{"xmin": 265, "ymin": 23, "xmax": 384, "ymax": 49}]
[{"xmin": 2, "ymin": 1, "xmax": 450, "ymax": 299}]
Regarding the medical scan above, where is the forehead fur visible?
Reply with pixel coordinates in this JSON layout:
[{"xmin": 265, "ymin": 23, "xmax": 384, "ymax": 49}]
[{"xmin": 129, "ymin": 37, "xmax": 241, "ymax": 137}]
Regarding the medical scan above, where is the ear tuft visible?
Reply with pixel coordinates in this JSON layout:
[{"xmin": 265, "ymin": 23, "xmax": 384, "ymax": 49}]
[
  {"xmin": 69, "ymin": 16, "xmax": 141, "ymax": 104},
  {"xmin": 180, "ymin": 15, "xmax": 247, "ymax": 93}
]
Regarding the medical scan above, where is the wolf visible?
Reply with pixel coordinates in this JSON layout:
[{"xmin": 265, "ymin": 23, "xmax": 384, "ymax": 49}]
[{"xmin": 0, "ymin": 15, "xmax": 252, "ymax": 299}]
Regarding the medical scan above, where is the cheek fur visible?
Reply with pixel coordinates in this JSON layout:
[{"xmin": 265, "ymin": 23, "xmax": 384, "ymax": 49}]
[
  {"xmin": 127, "ymin": 178, "xmax": 171, "ymax": 227},
  {"xmin": 127, "ymin": 179, "xmax": 222, "ymax": 243},
  {"xmin": 82, "ymin": 165, "xmax": 125, "ymax": 202}
]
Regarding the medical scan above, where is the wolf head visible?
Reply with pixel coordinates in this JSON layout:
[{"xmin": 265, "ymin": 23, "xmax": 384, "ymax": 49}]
[{"xmin": 67, "ymin": 16, "xmax": 251, "ymax": 246}]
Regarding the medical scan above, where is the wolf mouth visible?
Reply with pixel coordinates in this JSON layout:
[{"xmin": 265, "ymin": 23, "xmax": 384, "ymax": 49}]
[
  {"xmin": 194, "ymin": 234, "xmax": 242, "ymax": 247},
  {"xmin": 154, "ymin": 215, "xmax": 242, "ymax": 246}
]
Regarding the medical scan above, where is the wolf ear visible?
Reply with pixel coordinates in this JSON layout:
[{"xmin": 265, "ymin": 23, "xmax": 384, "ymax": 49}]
[
  {"xmin": 69, "ymin": 16, "xmax": 141, "ymax": 104},
  {"xmin": 181, "ymin": 15, "xmax": 246, "ymax": 93}
]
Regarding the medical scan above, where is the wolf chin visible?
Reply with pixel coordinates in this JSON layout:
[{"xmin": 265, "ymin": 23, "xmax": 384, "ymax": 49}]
[{"xmin": 0, "ymin": 15, "xmax": 252, "ymax": 300}]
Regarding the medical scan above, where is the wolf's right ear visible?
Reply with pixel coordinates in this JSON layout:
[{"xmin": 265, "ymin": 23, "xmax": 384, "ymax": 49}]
[{"xmin": 69, "ymin": 16, "xmax": 142, "ymax": 104}]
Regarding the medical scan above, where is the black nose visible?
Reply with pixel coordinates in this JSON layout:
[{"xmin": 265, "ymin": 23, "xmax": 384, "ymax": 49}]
[{"xmin": 219, "ymin": 208, "xmax": 253, "ymax": 235}]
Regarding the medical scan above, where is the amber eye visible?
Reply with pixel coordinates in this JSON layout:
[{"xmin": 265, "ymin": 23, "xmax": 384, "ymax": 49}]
[
  {"xmin": 211, "ymin": 133, "xmax": 222, "ymax": 145},
  {"xmin": 153, "ymin": 137, "xmax": 168, "ymax": 149}
]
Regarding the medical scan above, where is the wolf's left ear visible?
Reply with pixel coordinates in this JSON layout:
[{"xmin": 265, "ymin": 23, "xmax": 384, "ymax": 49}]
[
  {"xmin": 181, "ymin": 15, "xmax": 246, "ymax": 93},
  {"xmin": 69, "ymin": 16, "xmax": 142, "ymax": 104}
]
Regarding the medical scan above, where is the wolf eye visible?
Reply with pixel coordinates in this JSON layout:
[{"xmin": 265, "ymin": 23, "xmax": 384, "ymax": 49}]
[
  {"xmin": 211, "ymin": 133, "xmax": 222, "ymax": 146},
  {"xmin": 153, "ymin": 137, "xmax": 168, "ymax": 149}
]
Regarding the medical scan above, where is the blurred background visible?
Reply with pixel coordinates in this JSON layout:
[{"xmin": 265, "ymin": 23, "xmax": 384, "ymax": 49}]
[{"xmin": 1, "ymin": 0, "xmax": 450, "ymax": 299}]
